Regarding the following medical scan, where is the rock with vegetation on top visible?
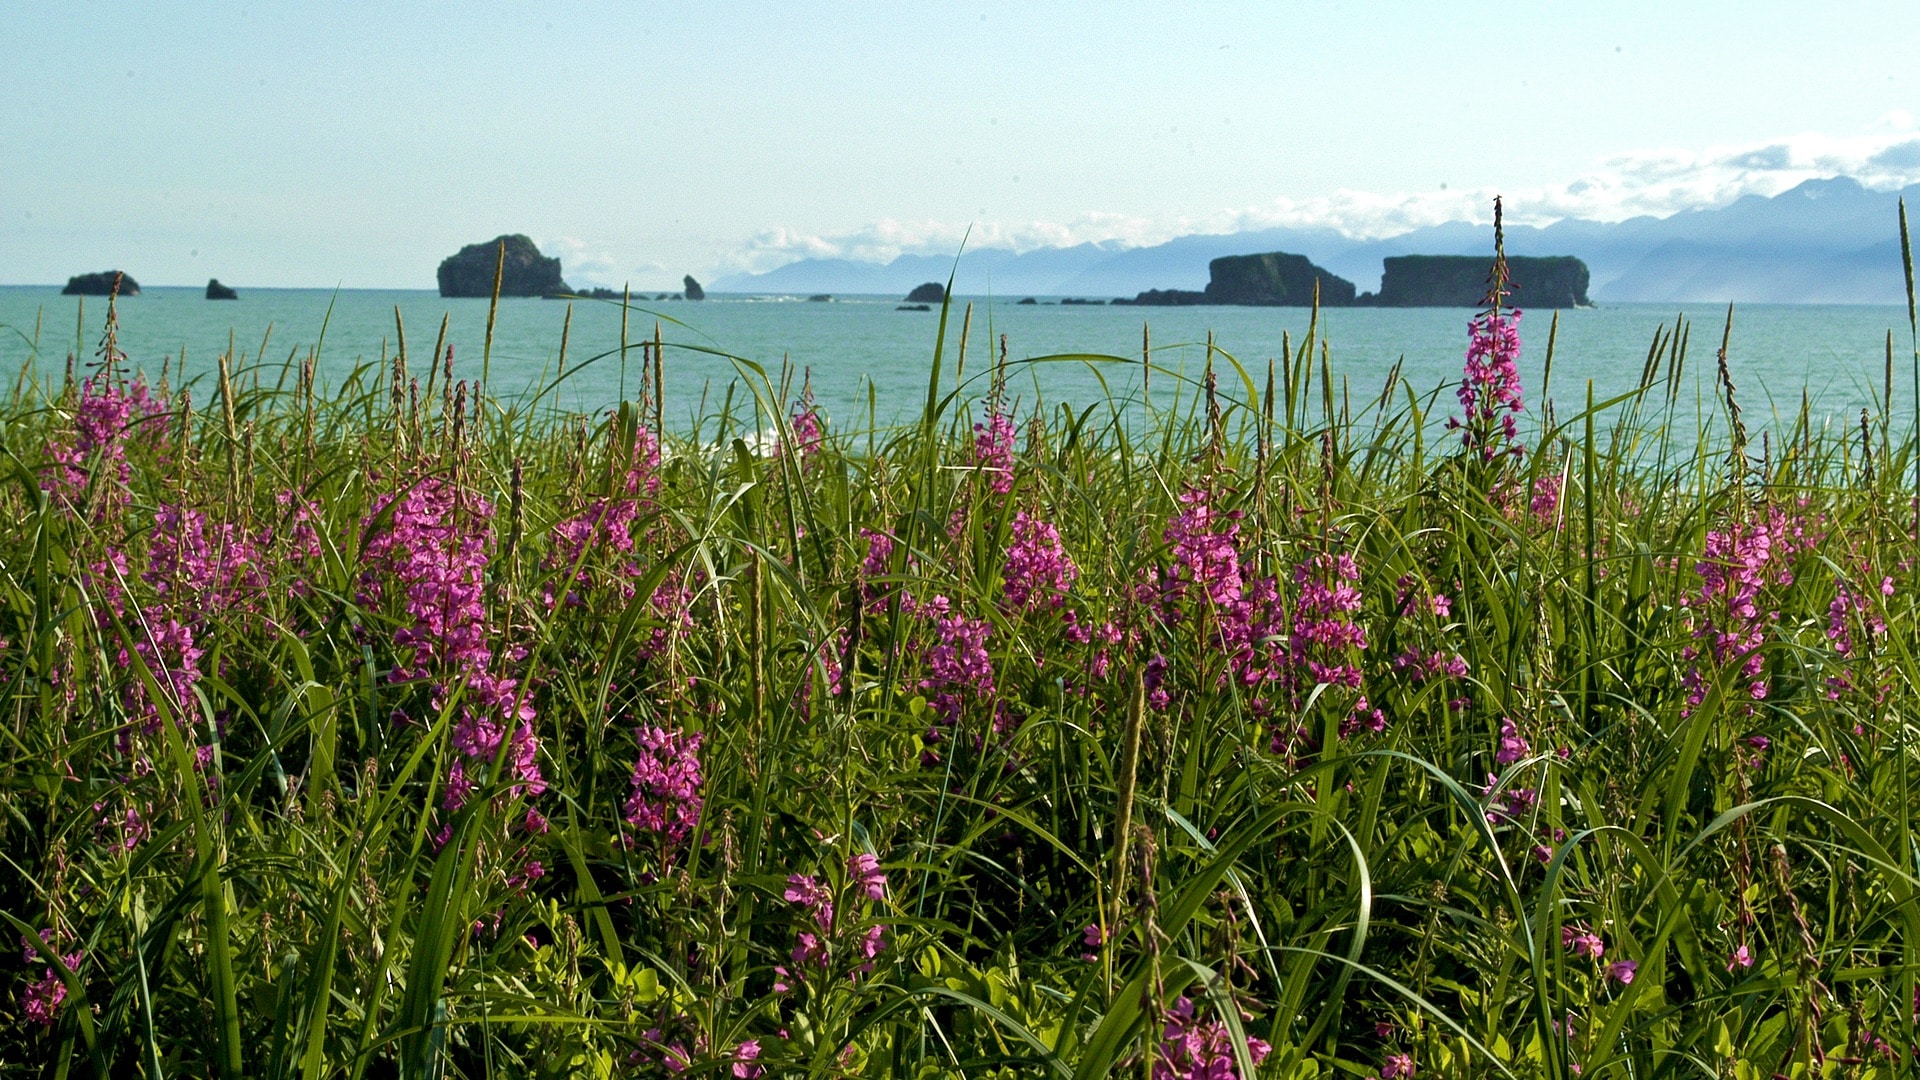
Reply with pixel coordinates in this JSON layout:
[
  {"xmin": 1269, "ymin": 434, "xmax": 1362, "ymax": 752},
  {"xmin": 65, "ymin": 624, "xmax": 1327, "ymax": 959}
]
[
  {"xmin": 62, "ymin": 271, "xmax": 139, "ymax": 296},
  {"xmin": 683, "ymin": 275, "xmax": 706, "ymax": 301},
  {"xmin": 1359, "ymin": 255, "xmax": 1590, "ymax": 308},
  {"xmin": 206, "ymin": 278, "xmax": 238, "ymax": 300},
  {"xmin": 436, "ymin": 235, "xmax": 570, "ymax": 298},
  {"xmin": 1114, "ymin": 252, "xmax": 1354, "ymax": 307},
  {"xmin": 904, "ymin": 282, "xmax": 945, "ymax": 303},
  {"xmin": 1202, "ymin": 252, "xmax": 1355, "ymax": 306}
]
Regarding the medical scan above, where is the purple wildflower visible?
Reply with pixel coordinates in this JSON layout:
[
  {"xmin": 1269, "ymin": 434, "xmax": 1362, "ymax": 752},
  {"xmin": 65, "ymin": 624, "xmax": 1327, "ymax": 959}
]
[
  {"xmin": 1002, "ymin": 510, "xmax": 1078, "ymax": 610},
  {"xmin": 1153, "ymin": 995, "xmax": 1272, "ymax": 1080},
  {"xmin": 973, "ymin": 407, "xmax": 1017, "ymax": 496},
  {"xmin": 1080, "ymin": 923, "xmax": 1104, "ymax": 962},
  {"xmin": 18, "ymin": 931, "xmax": 82, "ymax": 1028},
  {"xmin": 1495, "ymin": 718, "xmax": 1531, "ymax": 764},
  {"xmin": 1449, "ymin": 308, "xmax": 1525, "ymax": 461},
  {"xmin": 1562, "ymin": 926, "xmax": 1605, "ymax": 961},
  {"xmin": 623, "ymin": 725, "xmax": 704, "ymax": 855}
]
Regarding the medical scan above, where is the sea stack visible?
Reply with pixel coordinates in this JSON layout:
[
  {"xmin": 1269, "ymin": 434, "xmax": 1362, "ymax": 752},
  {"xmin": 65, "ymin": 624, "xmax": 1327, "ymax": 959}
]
[
  {"xmin": 683, "ymin": 275, "xmax": 706, "ymax": 301},
  {"xmin": 62, "ymin": 272, "xmax": 139, "ymax": 296},
  {"xmin": 1361, "ymin": 255, "xmax": 1590, "ymax": 308},
  {"xmin": 206, "ymin": 278, "xmax": 238, "ymax": 300},
  {"xmin": 904, "ymin": 282, "xmax": 945, "ymax": 303},
  {"xmin": 436, "ymin": 235, "xmax": 570, "ymax": 298},
  {"xmin": 1114, "ymin": 252, "xmax": 1354, "ymax": 307}
]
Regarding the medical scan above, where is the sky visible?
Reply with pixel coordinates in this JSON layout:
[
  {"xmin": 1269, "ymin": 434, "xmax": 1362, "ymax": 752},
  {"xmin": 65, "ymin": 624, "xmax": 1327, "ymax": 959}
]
[{"xmin": 5, "ymin": 1, "xmax": 1920, "ymax": 290}]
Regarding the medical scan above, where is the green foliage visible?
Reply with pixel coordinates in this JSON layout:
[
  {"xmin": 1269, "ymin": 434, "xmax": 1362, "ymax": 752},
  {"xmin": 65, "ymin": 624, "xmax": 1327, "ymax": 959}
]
[{"xmin": 1, "ymin": 289, "xmax": 1918, "ymax": 1080}]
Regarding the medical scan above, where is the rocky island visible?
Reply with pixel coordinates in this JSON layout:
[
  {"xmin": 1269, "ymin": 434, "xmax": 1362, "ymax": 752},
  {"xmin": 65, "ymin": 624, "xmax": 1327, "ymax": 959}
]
[
  {"xmin": 437, "ymin": 235, "xmax": 570, "ymax": 298},
  {"xmin": 905, "ymin": 282, "xmax": 945, "ymax": 303},
  {"xmin": 206, "ymin": 278, "xmax": 238, "ymax": 300},
  {"xmin": 1359, "ymin": 255, "xmax": 1589, "ymax": 308},
  {"xmin": 1116, "ymin": 252, "xmax": 1591, "ymax": 309},
  {"xmin": 1115, "ymin": 253, "xmax": 1355, "ymax": 307},
  {"xmin": 683, "ymin": 275, "xmax": 706, "ymax": 301},
  {"xmin": 62, "ymin": 272, "xmax": 139, "ymax": 296}
]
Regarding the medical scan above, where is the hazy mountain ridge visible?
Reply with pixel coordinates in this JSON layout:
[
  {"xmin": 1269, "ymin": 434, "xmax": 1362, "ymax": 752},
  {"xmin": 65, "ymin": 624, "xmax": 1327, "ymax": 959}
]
[{"xmin": 712, "ymin": 178, "xmax": 1920, "ymax": 303}]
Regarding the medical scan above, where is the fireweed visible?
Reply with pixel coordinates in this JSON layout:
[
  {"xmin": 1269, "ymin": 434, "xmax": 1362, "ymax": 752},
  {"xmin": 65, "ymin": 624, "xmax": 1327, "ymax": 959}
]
[{"xmin": 7, "ymin": 253, "xmax": 1920, "ymax": 1077}]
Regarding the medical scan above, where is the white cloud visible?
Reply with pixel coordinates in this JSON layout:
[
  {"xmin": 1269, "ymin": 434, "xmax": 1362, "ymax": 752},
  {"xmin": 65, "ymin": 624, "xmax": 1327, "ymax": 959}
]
[
  {"xmin": 544, "ymin": 235, "xmax": 629, "ymax": 288},
  {"xmin": 722, "ymin": 118, "xmax": 1920, "ymax": 271}
]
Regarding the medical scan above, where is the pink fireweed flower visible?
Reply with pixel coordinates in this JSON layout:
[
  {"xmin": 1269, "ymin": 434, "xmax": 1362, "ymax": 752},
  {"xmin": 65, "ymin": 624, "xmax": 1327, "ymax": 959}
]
[
  {"xmin": 784, "ymin": 875, "xmax": 834, "ymax": 932},
  {"xmin": 1164, "ymin": 488, "xmax": 1243, "ymax": 610},
  {"xmin": 1561, "ymin": 925, "xmax": 1605, "ymax": 961},
  {"xmin": 1381, "ymin": 1052, "xmax": 1417, "ymax": 1079},
  {"xmin": 1153, "ymin": 995, "xmax": 1272, "ymax": 1080},
  {"xmin": 1530, "ymin": 471, "xmax": 1563, "ymax": 522},
  {"xmin": 919, "ymin": 601, "xmax": 994, "ymax": 734},
  {"xmin": 363, "ymin": 475, "xmax": 495, "ymax": 680},
  {"xmin": 790, "ymin": 931, "xmax": 828, "ymax": 970},
  {"xmin": 857, "ymin": 528, "xmax": 901, "ymax": 613},
  {"xmin": 1080, "ymin": 923, "xmax": 1104, "ymax": 961},
  {"xmin": 972, "ymin": 407, "xmax": 1017, "ymax": 495},
  {"xmin": 1495, "ymin": 718, "xmax": 1531, "ymax": 764},
  {"xmin": 849, "ymin": 852, "xmax": 887, "ymax": 901},
  {"xmin": 1726, "ymin": 944, "xmax": 1753, "ymax": 971},
  {"xmin": 19, "ymin": 932, "xmax": 83, "ymax": 1027},
  {"xmin": 365, "ymin": 475, "xmax": 548, "ymax": 822},
  {"xmin": 729, "ymin": 1040, "xmax": 765, "ymax": 1079},
  {"xmin": 545, "ymin": 420, "xmax": 662, "ymax": 602},
  {"xmin": 146, "ymin": 504, "xmax": 269, "ymax": 614},
  {"xmin": 1283, "ymin": 549, "xmax": 1374, "ymax": 743},
  {"xmin": 787, "ymin": 379, "xmax": 825, "ymax": 460},
  {"xmin": 1681, "ymin": 512, "xmax": 1798, "ymax": 713},
  {"xmin": 623, "ymin": 726, "xmax": 704, "ymax": 854},
  {"xmin": 1391, "ymin": 650, "xmax": 1469, "ymax": 683},
  {"xmin": 1002, "ymin": 510, "xmax": 1078, "ymax": 610},
  {"xmin": 42, "ymin": 372, "xmax": 153, "ymax": 516},
  {"xmin": 1449, "ymin": 308, "xmax": 1525, "ymax": 461},
  {"xmin": 1607, "ymin": 959, "xmax": 1638, "ymax": 984}
]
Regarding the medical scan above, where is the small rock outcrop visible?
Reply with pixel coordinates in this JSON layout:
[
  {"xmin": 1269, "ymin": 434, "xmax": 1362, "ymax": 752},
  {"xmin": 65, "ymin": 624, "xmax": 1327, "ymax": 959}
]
[
  {"xmin": 897, "ymin": 304, "xmax": 931, "ymax": 311},
  {"xmin": 206, "ymin": 278, "xmax": 238, "ymax": 300},
  {"xmin": 905, "ymin": 282, "xmax": 945, "ymax": 303},
  {"xmin": 1016, "ymin": 297, "xmax": 1037, "ymax": 305},
  {"xmin": 1114, "ymin": 252, "xmax": 1355, "ymax": 307},
  {"xmin": 1360, "ymin": 255, "xmax": 1590, "ymax": 308},
  {"xmin": 808, "ymin": 294, "xmax": 832, "ymax": 302},
  {"xmin": 436, "ymin": 235, "xmax": 570, "ymax": 298},
  {"xmin": 683, "ymin": 275, "xmax": 706, "ymax": 301},
  {"xmin": 62, "ymin": 272, "xmax": 139, "ymax": 296},
  {"xmin": 1113, "ymin": 289, "xmax": 1207, "ymax": 307}
]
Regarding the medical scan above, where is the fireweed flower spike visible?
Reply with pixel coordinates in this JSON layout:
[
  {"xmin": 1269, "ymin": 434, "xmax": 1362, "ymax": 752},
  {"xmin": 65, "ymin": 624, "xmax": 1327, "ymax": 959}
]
[
  {"xmin": 624, "ymin": 725, "xmax": 704, "ymax": 857},
  {"xmin": 1002, "ymin": 509, "xmax": 1078, "ymax": 610},
  {"xmin": 1448, "ymin": 197, "xmax": 1526, "ymax": 463},
  {"xmin": 1153, "ymin": 995, "xmax": 1272, "ymax": 1080},
  {"xmin": 787, "ymin": 371, "xmax": 825, "ymax": 460}
]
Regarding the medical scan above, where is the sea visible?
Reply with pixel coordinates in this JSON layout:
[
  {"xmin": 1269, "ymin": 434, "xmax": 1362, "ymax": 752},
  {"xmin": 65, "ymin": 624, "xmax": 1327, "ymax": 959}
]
[{"xmin": 1, "ymin": 286, "xmax": 1913, "ymax": 438}]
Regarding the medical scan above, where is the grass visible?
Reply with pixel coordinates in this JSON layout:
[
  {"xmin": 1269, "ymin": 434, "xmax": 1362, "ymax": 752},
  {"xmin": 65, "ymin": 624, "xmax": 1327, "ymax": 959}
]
[{"xmin": 2, "ymin": 243, "xmax": 1920, "ymax": 1079}]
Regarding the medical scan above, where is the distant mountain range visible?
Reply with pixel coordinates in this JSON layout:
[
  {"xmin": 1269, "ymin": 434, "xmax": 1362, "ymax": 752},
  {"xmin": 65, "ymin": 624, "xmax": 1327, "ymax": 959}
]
[{"xmin": 711, "ymin": 178, "xmax": 1920, "ymax": 304}]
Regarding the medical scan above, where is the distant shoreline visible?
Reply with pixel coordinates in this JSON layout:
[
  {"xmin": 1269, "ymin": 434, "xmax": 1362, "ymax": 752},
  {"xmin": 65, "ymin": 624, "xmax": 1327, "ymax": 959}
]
[{"xmin": 0, "ymin": 285, "xmax": 1910, "ymax": 310}]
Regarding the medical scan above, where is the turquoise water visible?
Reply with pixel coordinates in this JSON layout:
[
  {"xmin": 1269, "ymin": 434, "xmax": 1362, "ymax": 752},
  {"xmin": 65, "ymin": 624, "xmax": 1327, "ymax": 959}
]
[{"xmin": 1, "ymin": 285, "xmax": 1912, "ymax": 433}]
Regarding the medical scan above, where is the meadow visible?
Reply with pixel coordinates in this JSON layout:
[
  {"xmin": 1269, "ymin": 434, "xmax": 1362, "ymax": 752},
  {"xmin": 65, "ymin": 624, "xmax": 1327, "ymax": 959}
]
[{"xmin": 4, "ymin": 223, "xmax": 1920, "ymax": 1079}]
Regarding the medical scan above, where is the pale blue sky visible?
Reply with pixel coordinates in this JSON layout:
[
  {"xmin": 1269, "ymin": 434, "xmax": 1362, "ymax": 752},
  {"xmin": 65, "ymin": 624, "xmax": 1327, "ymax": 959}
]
[{"xmin": 5, "ymin": 1, "xmax": 1918, "ymax": 288}]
